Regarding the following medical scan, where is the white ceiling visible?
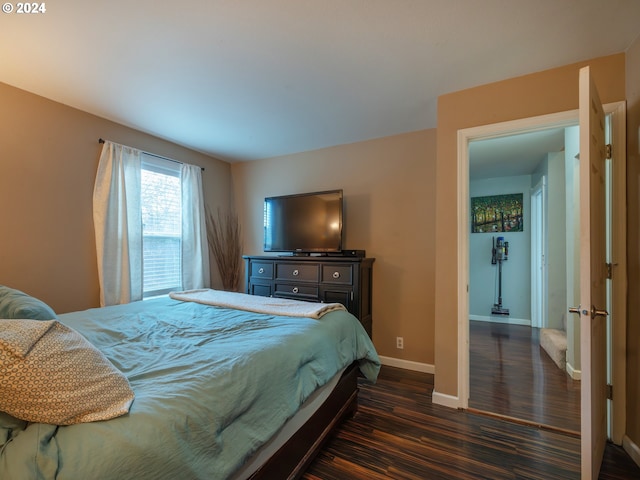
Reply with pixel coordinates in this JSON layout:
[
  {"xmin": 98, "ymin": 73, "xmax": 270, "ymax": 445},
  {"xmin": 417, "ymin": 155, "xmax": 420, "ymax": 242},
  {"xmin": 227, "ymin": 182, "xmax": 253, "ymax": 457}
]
[
  {"xmin": 469, "ymin": 128, "xmax": 566, "ymax": 180},
  {"xmin": 1, "ymin": 1, "xmax": 639, "ymax": 162}
]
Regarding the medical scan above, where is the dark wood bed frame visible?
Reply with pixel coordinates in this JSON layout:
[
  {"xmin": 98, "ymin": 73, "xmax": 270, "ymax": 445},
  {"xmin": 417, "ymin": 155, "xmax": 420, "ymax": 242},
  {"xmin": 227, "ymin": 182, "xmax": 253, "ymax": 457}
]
[{"xmin": 249, "ymin": 362, "xmax": 360, "ymax": 479}]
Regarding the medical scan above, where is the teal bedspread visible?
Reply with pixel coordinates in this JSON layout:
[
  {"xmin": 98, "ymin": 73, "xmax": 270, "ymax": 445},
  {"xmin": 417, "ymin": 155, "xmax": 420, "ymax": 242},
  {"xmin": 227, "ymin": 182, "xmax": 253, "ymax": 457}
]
[{"xmin": 0, "ymin": 296, "xmax": 380, "ymax": 479}]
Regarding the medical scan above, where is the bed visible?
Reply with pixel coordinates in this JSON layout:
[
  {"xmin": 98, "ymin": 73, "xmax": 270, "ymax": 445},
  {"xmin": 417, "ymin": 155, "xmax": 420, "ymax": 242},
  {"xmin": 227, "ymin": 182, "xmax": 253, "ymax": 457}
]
[{"xmin": 0, "ymin": 287, "xmax": 380, "ymax": 480}]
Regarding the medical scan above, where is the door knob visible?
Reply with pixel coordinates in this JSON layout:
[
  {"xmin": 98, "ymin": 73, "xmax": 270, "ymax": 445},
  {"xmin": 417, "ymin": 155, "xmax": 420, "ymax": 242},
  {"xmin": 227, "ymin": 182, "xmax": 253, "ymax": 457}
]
[
  {"xmin": 590, "ymin": 305, "xmax": 608, "ymax": 319},
  {"xmin": 569, "ymin": 305, "xmax": 607, "ymax": 318}
]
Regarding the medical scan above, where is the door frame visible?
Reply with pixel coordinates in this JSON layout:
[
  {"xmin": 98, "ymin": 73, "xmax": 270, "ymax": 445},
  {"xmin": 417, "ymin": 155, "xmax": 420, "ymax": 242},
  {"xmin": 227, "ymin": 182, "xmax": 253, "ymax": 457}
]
[
  {"xmin": 530, "ymin": 175, "xmax": 547, "ymax": 329},
  {"xmin": 456, "ymin": 102, "xmax": 626, "ymax": 443}
]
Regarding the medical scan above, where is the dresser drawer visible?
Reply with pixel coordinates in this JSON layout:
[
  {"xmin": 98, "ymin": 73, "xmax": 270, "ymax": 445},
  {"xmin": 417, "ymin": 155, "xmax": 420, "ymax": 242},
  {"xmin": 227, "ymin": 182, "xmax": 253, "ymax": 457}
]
[
  {"xmin": 321, "ymin": 264, "xmax": 353, "ymax": 285},
  {"xmin": 250, "ymin": 261, "xmax": 273, "ymax": 279},
  {"xmin": 275, "ymin": 263, "xmax": 319, "ymax": 282},
  {"xmin": 249, "ymin": 282, "xmax": 272, "ymax": 297},
  {"xmin": 274, "ymin": 283, "xmax": 319, "ymax": 299}
]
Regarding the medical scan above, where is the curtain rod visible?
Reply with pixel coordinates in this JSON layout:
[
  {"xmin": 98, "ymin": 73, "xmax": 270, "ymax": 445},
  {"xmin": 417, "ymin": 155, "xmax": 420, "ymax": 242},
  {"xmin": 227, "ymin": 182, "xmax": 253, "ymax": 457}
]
[{"xmin": 98, "ymin": 138, "xmax": 204, "ymax": 171}]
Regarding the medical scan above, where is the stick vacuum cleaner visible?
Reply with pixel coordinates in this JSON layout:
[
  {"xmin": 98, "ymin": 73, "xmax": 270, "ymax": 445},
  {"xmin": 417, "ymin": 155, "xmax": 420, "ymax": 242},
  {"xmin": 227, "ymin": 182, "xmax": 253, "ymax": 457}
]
[{"xmin": 491, "ymin": 236, "xmax": 510, "ymax": 316}]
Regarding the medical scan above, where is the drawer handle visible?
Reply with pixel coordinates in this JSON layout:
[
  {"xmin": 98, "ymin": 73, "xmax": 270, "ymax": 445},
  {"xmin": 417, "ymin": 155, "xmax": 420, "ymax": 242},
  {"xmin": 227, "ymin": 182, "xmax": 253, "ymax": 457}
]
[
  {"xmin": 293, "ymin": 269, "xmax": 299, "ymax": 276},
  {"xmin": 292, "ymin": 287, "xmax": 299, "ymax": 294},
  {"xmin": 332, "ymin": 271, "xmax": 340, "ymax": 279},
  {"xmin": 258, "ymin": 267, "xmax": 264, "ymax": 274}
]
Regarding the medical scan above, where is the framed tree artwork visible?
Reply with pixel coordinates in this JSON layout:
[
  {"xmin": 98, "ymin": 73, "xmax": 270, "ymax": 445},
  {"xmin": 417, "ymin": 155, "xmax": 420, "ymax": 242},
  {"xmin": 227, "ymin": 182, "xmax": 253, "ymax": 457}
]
[{"xmin": 471, "ymin": 193, "xmax": 523, "ymax": 233}]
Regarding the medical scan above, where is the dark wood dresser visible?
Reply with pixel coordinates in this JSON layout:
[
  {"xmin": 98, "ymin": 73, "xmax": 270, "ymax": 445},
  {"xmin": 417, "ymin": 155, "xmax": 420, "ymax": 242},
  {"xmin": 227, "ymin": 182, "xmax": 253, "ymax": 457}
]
[{"xmin": 243, "ymin": 255, "xmax": 374, "ymax": 338}]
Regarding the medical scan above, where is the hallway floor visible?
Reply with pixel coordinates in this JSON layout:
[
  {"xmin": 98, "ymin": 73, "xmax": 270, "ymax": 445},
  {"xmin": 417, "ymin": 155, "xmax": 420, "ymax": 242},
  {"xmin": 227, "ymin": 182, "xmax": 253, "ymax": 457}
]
[{"xmin": 469, "ymin": 320, "xmax": 581, "ymax": 433}]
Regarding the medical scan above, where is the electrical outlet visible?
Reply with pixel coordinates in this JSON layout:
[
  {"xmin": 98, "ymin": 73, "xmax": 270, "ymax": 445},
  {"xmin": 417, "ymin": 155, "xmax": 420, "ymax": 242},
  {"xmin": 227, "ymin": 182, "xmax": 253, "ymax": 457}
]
[{"xmin": 396, "ymin": 336, "xmax": 404, "ymax": 349}]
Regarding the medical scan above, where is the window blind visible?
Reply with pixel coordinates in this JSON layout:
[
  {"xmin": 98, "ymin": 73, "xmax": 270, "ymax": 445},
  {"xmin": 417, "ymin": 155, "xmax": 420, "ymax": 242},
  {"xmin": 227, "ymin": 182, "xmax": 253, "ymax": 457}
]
[{"xmin": 141, "ymin": 155, "xmax": 182, "ymax": 297}]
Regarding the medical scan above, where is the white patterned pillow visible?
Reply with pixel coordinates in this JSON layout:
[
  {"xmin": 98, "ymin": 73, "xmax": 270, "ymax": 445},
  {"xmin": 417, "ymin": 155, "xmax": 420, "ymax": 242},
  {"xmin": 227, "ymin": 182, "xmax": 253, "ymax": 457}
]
[{"xmin": 0, "ymin": 319, "xmax": 134, "ymax": 425}]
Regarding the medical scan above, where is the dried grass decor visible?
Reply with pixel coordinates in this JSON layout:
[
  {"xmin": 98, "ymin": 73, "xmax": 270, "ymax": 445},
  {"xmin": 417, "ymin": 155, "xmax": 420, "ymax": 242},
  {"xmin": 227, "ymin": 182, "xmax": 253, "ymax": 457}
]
[{"xmin": 206, "ymin": 208, "xmax": 243, "ymax": 291}]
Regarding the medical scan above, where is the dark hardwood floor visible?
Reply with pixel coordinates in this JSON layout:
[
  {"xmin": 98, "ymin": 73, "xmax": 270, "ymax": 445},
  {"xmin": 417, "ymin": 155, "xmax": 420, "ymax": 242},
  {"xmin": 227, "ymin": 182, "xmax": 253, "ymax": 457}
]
[
  {"xmin": 468, "ymin": 320, "xmax": 581, "ymax": 433},
  {"xmin": 303, "ymin": 366, "xmax": 640, "ymax": 479}
]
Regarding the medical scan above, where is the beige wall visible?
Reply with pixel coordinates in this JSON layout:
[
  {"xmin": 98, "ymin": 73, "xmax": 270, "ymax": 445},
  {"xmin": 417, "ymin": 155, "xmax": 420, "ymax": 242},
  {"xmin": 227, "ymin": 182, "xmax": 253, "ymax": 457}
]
[
  {"xmin": 434, "ymin": 53, "xmax": 627, "ymax": 397},
  {"xmin": 0, "ymin": 82, "xmax": 232, "ymax": 314},
  {"xmin": 231, "ymin": 130, "xmax": 437, "ymax": 361},
  {"xmin": 625, "ymin": 35, "xmax": 640, "ymax": 449}
]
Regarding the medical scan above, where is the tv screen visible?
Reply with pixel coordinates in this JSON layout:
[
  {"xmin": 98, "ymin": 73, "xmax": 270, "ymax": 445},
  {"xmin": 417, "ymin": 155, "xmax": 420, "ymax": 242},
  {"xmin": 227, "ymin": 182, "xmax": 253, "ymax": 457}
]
[{"xmin": 264, "ymin": 190, "xmax": 343, "ymax": 253}]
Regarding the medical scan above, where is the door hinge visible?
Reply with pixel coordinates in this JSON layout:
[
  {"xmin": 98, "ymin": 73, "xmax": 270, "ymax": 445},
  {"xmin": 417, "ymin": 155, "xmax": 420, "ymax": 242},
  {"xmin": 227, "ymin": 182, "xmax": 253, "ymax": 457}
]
[
  {"xmin": 606, "ymin": 384, "xmax": 613, "ymax": 400},
  {"xmin": 606, "ymin": 144, "xmax": 612, "ymax": 159},
  {"xmin": 606, "ymin": 263, "xmax": 613, "ymax": 279}
]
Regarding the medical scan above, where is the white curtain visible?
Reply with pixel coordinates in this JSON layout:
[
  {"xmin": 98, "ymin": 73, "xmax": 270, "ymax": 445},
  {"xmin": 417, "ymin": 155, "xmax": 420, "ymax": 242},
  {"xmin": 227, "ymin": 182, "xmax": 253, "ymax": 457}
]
[
  {"xmin": 93, "ymin": 141, "xmax": 143, "ymax": 306},
  {"xmin": 181, "ymin": 163, "xmax": 210, "ymax": 290}
]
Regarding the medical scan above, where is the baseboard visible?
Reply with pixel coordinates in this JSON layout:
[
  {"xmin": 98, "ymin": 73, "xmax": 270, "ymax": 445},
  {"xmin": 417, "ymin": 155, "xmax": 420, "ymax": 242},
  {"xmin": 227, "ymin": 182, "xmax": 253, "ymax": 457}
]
[
  {"xmin": 432, "ymin": 390, "xmax": 461, "ymax": 409},
  {"xmin": 470, "ymin": 314, "xmax": 531, "ymax": 326},
  {"xmin": 566, "ymin": 362, "xmax": 581, "ymax": 380},
  {"xmin": 378, "ymin": 357, "xmax": 455, "ymax": 407},
  {"xmin": 378, "ymin": 356, "xmax": 434, "ymax": 374},
  {"xmin": 623, "ymin": 435, "xmax": 640, "ymax": 469}
]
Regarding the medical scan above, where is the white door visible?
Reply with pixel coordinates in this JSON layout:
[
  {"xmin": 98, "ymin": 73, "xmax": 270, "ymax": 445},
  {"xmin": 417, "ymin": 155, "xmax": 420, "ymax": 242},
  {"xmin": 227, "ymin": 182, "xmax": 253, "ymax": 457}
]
[
  {"xmin": 576, "ymin": 66, "xmax": 608, "ymax": 480},
  {"xmin": 530, "ymin": 177, "xmax": 546, "ymax": 329}
]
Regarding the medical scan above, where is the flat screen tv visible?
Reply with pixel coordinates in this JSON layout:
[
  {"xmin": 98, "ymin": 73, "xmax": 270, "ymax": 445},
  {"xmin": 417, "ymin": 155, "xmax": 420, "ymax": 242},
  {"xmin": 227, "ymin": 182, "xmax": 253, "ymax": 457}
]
[{"xmin": 264, "ymin": 189, "xmax": 343, "ymax": 254}]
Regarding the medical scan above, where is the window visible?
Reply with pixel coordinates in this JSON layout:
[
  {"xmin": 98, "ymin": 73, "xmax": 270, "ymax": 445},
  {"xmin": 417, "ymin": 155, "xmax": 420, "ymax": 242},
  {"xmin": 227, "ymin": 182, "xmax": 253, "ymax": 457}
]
[
  {"xmin": 94, "ymin": 140, "xmax": 209, "ymax": 306},
  {"xmin": 141, "ymin": 155, "xmax": 182, "ymax": 297}
]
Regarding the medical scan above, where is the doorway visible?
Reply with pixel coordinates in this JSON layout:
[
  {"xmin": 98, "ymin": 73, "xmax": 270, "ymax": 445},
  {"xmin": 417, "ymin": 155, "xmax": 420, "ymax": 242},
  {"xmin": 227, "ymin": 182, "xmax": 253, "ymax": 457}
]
[
  {"xmin": 455, "ymin": 103, "xmax": 627, "ymax": 443},
  {"xmin": 466, "ymin": 126, "xmax": 581, "ymax": 432}
]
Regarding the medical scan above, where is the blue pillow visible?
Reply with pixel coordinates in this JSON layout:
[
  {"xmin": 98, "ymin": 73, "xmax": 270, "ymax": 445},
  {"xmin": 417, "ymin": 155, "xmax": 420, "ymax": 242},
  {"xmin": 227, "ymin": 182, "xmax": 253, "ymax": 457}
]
[{"xmin": 0, "ymin": 286, "xmax": 57, "ymax": 320}]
